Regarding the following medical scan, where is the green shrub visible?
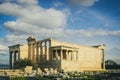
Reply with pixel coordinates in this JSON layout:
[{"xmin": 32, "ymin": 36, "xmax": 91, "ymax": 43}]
[{"xmin": 10, "ymin": 77, "xmax": 26, "ymax": 80}]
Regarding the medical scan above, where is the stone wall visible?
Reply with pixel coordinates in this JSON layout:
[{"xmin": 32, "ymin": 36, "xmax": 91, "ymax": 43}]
[
  {"xmin": 20, "ymin": 44, "xmax": 28, "ymax": 59},
  {"xmin": 50, "ymin": 39, "xmax": 105, "ymax": 71}
]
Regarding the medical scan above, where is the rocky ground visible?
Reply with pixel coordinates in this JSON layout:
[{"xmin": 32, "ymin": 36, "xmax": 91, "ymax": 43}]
[{"xmin": 0, "ymin": 69, "xmax": 120, "ymax": 80}]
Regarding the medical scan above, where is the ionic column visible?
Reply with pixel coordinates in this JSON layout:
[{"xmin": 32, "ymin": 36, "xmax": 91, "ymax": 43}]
[
  {"xmin": 31, "ymin": 44, "xmax": 34, "ymax": 61},
  {"xmin": 76, "ymin": 51, "xmax": 78, "ymax": 61},
  {"xmin": 40, "ymin": 42, "xmax": 43, "ymax": 61},
  {"xmin": 36, "ymin": 44, "xmax": 39, "ymax": 62},
  {"xmin": 69, "ymin": 51, "xmax": 71, "ymax": 61},
  {"xmin": 66, "ymin": 50, "xmax": 69, "ymax": 60},
  {"xmin": 71, "ymin": 51, "xmax": 73, "ymax": 61},
  {"xmin": 60, "ymin": 49, "xmax": 63, "ymax": 60},
  {"xmin": 9, "ymin": 52, "xmax": 12, "ymax": 69},
  {"xmin": 14, "ymin": 52, "xmax": 17, "ymax": 63},
  {"xmin": 33, "ymin": 44, "xmax": 36, "ymax": 62},
  {"xmin": 102, "ymin": 49, "xmax": 105, "ymax": 69},
  {"xmin": 34, "ymin": 48, "xmax": 37, "ymax": 63},
  {"xmin": 68, "ymin": 51, "xmax": 70, "ymax": 61},
  {"xmin": 28, "ymin": 44, "xmax": 31, "ymax": 60},
  {"xmin": 39, "ymin": 43, "xmax": 41, "ymax": 61},
  {"xmin": 45, "ymin": 41, "xmax": 47, "ymax": 61}
]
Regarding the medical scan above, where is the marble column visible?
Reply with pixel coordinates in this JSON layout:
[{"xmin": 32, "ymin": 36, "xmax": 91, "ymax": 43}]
[
  {"xmin": 66, "ymin": 50, "xmax": 69, "ymax": 60},
  {"xmin": 71, "ymin": 51, "xmax": 73, "ymax": 61},
  {"xmin": 9, "ymin": 52, "xmax": 12, "ymax": 69},
  {"xmin": 46, "ymin": 41, "xmax": 50, "ymax": 61},
  {"xmin": 39, "ymin": 43, "xmax": 41, "ymax": 61},
  {"xmin": 102, "ymin": 49, "xmax": 105, "ymax": 69},
  {"xmin": 45, "ymin": 41, "xmax": 47, "ymax": 61},
  {"xmin": 28, "ymin": 44, "xmax": 31, "ymax": 60},
  {"xmin": 36, "ymin": 43, "xmax": 39, "ymax": 62},
  {"xmin": 14, "ymin": 52, "xmax": 16, "ymax": 63},
  {"xmin": 60, "ymin": 49, "xmax": 63, "ymax": 60},
  {"xmin": 76, "ymin": 51, "xmax": 78, "ymax": 61},
  {"xmin": 31, "ymin": 44, "xmax": 34, "ymax": 61},
  {"xmin": 40, "ymin": 42, "xmax": 43, "ymax": 61},
  {"xmin": 68, "ymin": 51, "xmax": 70, "ymax": 61}
]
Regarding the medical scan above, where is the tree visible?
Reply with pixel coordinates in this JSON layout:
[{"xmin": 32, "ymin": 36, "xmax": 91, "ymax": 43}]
[
  {"xmin": 105, "ymin": 59, "xmax": 119, "ymax": 69},
  {"xmin": 14, "ymin": 58, "xmax": 38, "ymax": 69}
]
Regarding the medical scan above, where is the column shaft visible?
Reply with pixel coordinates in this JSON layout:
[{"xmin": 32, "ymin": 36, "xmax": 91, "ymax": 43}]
[
  {"xmin": 36, "ymin": 44, "xmax": 39, "ymax": 63},
  {"xmin": 103, "ymin": 49, "xmax": 105, "ymax": 69},
  {"xmin": 28, "ymin": 44, "xmax": 31, "ymax": 59},
  {"xmin": 32, "ymin": 44, "xmax": 34, "ymax": 62},
  {"xmin": 60, "ymin": 49, "xmax": 63, "ymax": 60},
  {"xmin": 40, "ymin": 43, "xmax": 43, "ymax": 61},
  {"xmin": 14, "ymin": 52, "xmax": 16, "ymax": 63},
  {"xmin": 9, "ymin": 52, "xmax": 12, "ymax": 69},
  {"xmin": 71, "ymin": 51, "xmax": 73, "ymax": 61},
  {"xmin": 66, "ymin": 50, "xmax": 68, "ymax": 60},
  {"xmin": 45, "ymin": 41, "xmax": 47, "ymax": 61},
  {"xmin": 76, "ymin": 51, "xmax": 78, "ymax": 61}
]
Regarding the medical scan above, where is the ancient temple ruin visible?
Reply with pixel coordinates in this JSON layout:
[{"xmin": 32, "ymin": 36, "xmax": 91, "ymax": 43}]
[{"xmin": 9, "ymin": 36, "xmax": 105, "ymax": 71}]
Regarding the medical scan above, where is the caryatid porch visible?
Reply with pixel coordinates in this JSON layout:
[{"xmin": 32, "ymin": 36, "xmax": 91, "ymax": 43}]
[{"xmin": 50, "ymin": 45, "xmax": 79, "ymax": 61}]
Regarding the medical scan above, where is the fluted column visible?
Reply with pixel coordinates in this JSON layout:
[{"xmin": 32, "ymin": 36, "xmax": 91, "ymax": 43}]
[
  {"xmin": 33, "ymin": 44, "xmax": 35, "ymax": 62},
  {"xmin": 102, "ymin": 49, "xmax": 105, "ymax": 69},
  {"xmin": 76, "ymin": 51, "xmax": 78, "ymax": 61},
  {"xmin": 28, "ymin": 44, "xmax": 31, "ymax": 60},
  {"xmin": 39, "ymin": 43, "xmax": 41, "ymax": 61},
  {"xmin": 36, "ymin": 43, "xmax": 39, "ymax": 63},
  {"xmin": 40, "ymin": 42, "xmax": 43, "ymax": 61},
  {"xmin": 14, "ymin": 52, "xmax": 16, "ymax": 63},
  {"xmin": 68, "ymin": 51, "xmax": 71, "ymax": 61},
  {"xmin": 48, "ymin": 40, "xmax": 51, "ymax": 60},
  {"xmin": 68, "ymin": 51, "xmax": 70, "ymax": 61},
  {"xmin": 60, "ymin": 49, "xmax": 63, "ymax": 60},
  {"xmin": 9, "ymin": 52, "xmax": 12, "ymax": 69},
  {"xmin": 46, "ymin": 41, "xmax": 50, "ymax": 61},
  {"xmin": 71, "ymin": 51, "xmax": 73, "ymax": 61},
  {"xmin": 66, "ymin": 50, "xmax": 68, "ymax": 60},
  {"xmin": 45, "ymin": 41, "xmax": 47, "ymax": 61},
  {"xmin": 18, "ymin": 50, "xmax": 20, "ymax": 60}
]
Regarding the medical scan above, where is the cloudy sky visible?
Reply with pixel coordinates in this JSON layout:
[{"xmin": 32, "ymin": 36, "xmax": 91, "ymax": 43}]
[{"xmin": 0, "ymin": 0, "xmax": 120, "ymax": 64}]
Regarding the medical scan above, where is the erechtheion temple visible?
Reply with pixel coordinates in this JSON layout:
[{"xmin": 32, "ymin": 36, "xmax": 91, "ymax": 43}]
[{"xmin": 9, "ymin": 36, "xmax": 105, "ymax": 71}]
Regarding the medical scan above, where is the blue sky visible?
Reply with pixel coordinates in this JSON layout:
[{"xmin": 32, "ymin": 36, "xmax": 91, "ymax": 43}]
[{"xmin": 0, "ymin": 0, "xmax": 120, "ymax": 64}]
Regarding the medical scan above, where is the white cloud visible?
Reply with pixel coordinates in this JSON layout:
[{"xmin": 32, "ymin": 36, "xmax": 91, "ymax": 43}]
[
  {"xmin": 2, "ymin": 0, "xmax": 119, "ymax": 40},
  {"xmin": 0, "ymin": 34, "xmax": 29, "ymax": 45},
  {"xmin": 53, "ymin": 2, "xmax": 63, "ymax": 7},
  {"xmin": 0, "ymin": 44, "xmax": 7, "ymax": 51},
  {"xmin": 0, "ymin": 44, "xmax": 8, "ymax": 55},
  {"xmin": 0, "ymin": 1, "xmax": 66, "ymax": 30},
  {"xmin": 62, "ymin": 8, "xmax": 71, "ymax": 17},
  {"xmin": 65, "ymin": 29, "xmax": 120, "ymax": 37},
  {"xmin": 67, "ymin": 0, "xmax": 99, "ymax": 7},
  {"xmin": 17, "ymin": 0, "xmax": 38, "ymax": 5},
  {"xmin": 0, "ymin": 0, "xmax": 67, "ymax": 42}
]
